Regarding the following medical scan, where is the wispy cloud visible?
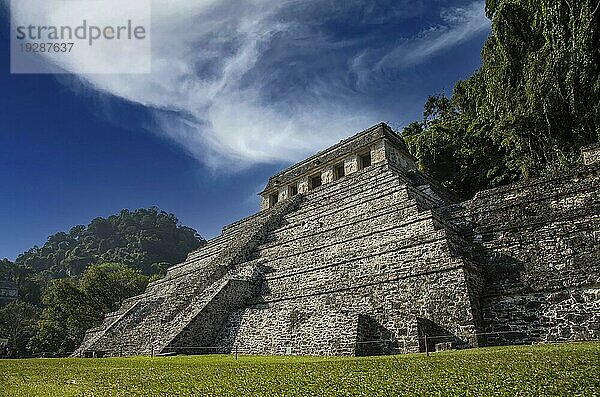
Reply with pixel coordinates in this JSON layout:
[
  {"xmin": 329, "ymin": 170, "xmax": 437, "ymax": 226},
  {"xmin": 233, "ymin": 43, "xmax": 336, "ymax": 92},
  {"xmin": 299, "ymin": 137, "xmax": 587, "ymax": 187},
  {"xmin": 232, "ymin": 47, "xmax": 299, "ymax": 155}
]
[
  {"xmin": 374, "ymin": 1, "xmax": 490, "ymax": 71},
  {"xmin": 7, "ymin": 0, "xmax": 490, "ymax": 170}
]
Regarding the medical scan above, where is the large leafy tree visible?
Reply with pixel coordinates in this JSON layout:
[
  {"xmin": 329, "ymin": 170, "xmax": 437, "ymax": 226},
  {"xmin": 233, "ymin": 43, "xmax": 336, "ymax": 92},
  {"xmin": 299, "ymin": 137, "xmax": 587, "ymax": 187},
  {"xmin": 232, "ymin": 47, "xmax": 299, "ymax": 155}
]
[
  {"xmin": 29, "ymin": 263, "xmax": 148, "ymax": 355},
  {"xmin": 0, "ymin": 259, "xmax": 45, "ymax": 306},
  {"xmin": 0, "ymin": 301, "xmax": 39, "ymax": 356},
  {"xmin": 28, "ymin": 278, "xmax": 94, "ymax": 354},
  {"xmin": 403, "ymin": 91, "xmax": 515, "ymax": 197},
  {"xmin": 79, "ymin": 263, "xmax": 148, "ymax": 314},
  {"xmin": 404, "ymin": 0, "xmax": 600, "ymax": 196}
]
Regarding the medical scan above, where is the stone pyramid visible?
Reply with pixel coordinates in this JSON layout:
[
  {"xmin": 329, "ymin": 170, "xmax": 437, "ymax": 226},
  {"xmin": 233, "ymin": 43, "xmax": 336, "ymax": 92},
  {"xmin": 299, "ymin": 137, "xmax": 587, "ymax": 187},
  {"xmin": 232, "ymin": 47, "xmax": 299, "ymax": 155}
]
[{"xmin": 75, "ymin": 123, "xmax": 600, "ymax": 357}]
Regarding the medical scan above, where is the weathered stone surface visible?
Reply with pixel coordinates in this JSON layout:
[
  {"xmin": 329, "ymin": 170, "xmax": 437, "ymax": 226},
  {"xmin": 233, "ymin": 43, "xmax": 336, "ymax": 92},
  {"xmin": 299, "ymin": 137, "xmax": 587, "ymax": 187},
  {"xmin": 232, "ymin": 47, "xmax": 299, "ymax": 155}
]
[
  {"xmin": 75, "ymin": 124, "xmax": 600, "ymax": 357},
  {"xmin": 583, "ymin": 143, "xmax": 600, "ymax": 166},
  {"xmin": 438, "ymin": 162, "xmax": 600, "ymax": 346},
  {"xmin": 259, "ymin": 123, "xmax": 417, "ymax": 211}
]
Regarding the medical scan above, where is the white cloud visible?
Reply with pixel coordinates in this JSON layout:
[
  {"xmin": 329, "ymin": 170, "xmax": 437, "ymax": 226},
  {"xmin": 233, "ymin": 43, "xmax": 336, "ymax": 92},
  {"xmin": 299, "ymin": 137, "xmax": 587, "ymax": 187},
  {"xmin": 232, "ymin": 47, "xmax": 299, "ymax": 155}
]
[
  {"xmin": 7, "ymin": 0, "xmax": 490, "ymax": 170},
  {"xmin": 374, "ymin": 1, "xmax": 489, "ymax": 71}
]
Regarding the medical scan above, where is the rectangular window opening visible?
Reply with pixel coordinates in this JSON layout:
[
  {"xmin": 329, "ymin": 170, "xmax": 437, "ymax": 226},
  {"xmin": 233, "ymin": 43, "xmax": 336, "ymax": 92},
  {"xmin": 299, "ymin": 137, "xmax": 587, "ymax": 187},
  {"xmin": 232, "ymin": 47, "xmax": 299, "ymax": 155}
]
[
  {"xmin": 309, "ymin": 174, "xmax": 322, "ymax": 190},
  {"xmin": 359, "ymin": 152, "xmax": 372, "ymax": 170},
  {"xmin": 334, "ymin": 163, "xmax": 345, "ymax": 180},
  {"xmin": 288, "ymin": 184, "xmax": 298, "ymax": 196},
  {"xmin": 269, "ymin": 193, "xmax": 279, "ymax": 207}
]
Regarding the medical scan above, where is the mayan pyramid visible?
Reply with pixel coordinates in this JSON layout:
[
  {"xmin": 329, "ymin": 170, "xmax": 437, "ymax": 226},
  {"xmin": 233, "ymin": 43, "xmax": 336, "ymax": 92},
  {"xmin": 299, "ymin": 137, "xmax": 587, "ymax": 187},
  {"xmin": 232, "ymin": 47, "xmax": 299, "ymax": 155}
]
[{"xmin": 75, "ymin": 123, "xmax": 600, "ymax": 357}]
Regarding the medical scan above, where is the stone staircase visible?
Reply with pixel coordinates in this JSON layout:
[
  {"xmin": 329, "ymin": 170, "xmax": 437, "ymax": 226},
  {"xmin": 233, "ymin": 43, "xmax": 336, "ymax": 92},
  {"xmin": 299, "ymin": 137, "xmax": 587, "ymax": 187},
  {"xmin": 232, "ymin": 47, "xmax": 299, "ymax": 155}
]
[
  {"xmin": 74, "ymin": 124, "xmax": 600, "ymax": 357},
  {"xmin": 73, "ymin": 195, "xmax": 302, "ymax": 357},
  {"xmin": 254, "ymin": 166, "xmax": 468, "ymax": 298}
]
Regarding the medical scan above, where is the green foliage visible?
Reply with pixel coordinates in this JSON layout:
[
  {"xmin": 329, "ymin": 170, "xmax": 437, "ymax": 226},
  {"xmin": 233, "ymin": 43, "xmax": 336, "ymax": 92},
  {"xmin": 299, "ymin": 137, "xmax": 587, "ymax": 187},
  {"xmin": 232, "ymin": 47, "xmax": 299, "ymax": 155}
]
[
  {"xmin": 79, "ymin": 263, "xmax": 148, "ymax": 314},
  {"xmin": 0, "ymin": 258, "xmax": 17, "ymax": 281},
  {"xmin": 403, "ymin": 92, "xmax": 516, "ymax": 197},
  {"xmin": 0, "ymin": 259, "xmax": 45, "ymax": 306},
  {"xmin": 15, "ymin": 207, "xmax": 205, "ymax": 278},
  {"xmin": 0, "ymin": 343, "xmax": 598, "ymax": 396},
  {"xmin": 28, "ymin": 263, "xmax": 148, "ymax": 355},
  {"xmin": 0, "ymin": 301, "xmax": 39, "ymax": 357},
  {"xmin": 404, "ymin": 0, "xmax": 600, "ymax": 197},
  {"xmin": 0, "ymin": 208, "xmax": 203, "ymax": 356},
  {"xmin": 28, "ymin": 279, "xmax": 94, "ymax": 354}
]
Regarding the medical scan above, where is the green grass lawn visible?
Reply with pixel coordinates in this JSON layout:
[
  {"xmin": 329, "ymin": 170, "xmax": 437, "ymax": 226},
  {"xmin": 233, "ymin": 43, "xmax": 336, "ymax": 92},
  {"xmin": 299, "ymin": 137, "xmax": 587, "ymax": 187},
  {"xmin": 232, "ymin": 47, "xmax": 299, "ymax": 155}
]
[{"xmin": 1, "ymin": 343, "xmax": 599, "ymax": 396}]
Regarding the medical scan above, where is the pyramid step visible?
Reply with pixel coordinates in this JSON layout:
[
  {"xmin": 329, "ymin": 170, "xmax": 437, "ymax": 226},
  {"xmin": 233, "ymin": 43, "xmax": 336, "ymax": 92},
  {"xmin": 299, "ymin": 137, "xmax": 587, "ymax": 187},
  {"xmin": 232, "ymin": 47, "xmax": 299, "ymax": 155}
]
[{"xmin": 265, "ymin": 187, "xmax": 413, "ymax": 248}]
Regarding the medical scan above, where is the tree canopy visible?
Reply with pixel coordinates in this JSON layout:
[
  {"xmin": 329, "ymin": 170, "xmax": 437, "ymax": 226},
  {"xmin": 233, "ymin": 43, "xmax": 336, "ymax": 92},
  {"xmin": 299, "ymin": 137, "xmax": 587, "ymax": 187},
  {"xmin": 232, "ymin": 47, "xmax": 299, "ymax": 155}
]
[
  {"xmin": 29, "ymin": 263, "xmax": 149, "ymax": 355},
  {"xmin": 16, "ymin": 207, "xmax": 205, "ymax": 278},
  {"xmin": 0, "ymin": 301, "xmax": 39, "ymax": 357},
  {"xmin": 403, "ymin": 0, "xmax": 600, "ymax": 197}
]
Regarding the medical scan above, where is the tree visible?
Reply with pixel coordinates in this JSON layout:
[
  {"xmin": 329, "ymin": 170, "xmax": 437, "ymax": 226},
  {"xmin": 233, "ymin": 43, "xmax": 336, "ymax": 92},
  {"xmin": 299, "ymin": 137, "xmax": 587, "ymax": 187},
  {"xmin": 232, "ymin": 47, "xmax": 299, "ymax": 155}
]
[
  {"xmin": 0, "ymin": 301, "xmax": 39, "ymax": 356},
  {"xmin": 28, "ymin": 279, "xmax": 95, "ymax": 354},
  {"xmin": 403, "ymin": 0, "xmax": 600, "ymax": 196},
  {"xmin": 403, "ymin": 91, "xmax": 515, "ymax": 197},
  {"xmin": 0, "ymin": 259, "xmax": 17, "ymax": 282},
  {"xmin": 15, "ymin": 207, "xmax": 205, "ymax": 278},
  {"xmin": 0, "ymin": 259, "xmax": 46, "ymax": 307},
  {"xmin": 79, "ymin": 263, "xmax": 148, "ymax": 314},
  {"xmin": 29, "ymin": 264, "xmax": 148, "ymax": 354}
]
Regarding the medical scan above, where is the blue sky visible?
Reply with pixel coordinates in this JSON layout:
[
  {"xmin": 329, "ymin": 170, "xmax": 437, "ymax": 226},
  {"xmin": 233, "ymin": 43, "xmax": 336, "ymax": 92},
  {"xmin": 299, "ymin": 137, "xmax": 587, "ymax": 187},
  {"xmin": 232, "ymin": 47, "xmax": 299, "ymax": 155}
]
[{"xmin": 0, "ymin": 0, "xmax": 490, "ymax": 260}]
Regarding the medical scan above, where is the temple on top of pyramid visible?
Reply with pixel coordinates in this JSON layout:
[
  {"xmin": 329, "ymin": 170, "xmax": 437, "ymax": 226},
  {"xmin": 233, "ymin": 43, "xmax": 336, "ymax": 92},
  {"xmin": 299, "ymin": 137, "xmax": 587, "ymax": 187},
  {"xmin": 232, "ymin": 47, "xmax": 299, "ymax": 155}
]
[{"xmin": 259, "ymin": 123, "xmax": 417, "ymax": 210}]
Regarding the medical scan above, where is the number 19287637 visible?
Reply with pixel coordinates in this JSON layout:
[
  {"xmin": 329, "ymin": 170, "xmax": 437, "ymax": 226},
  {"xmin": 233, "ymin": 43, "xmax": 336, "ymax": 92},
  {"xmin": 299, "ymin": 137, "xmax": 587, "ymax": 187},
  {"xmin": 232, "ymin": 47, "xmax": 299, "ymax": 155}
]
[{"xmin": 20, "ymin": 42, "xmax": 74, "ymax": 52}]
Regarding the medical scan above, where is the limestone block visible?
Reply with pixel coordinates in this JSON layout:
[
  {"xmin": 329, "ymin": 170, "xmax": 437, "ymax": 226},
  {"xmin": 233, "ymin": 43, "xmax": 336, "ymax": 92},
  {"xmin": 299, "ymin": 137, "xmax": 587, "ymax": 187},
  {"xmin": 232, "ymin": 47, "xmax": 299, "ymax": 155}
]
[
  {"xmin": 298, "ymin": 176, "xmax": 309, "ymax": 194},
  {"xmin": 260, "ymin": 195, "xmax": 270, "ymax": 211},
  {"xmin": 385, "ymin": 141, "xmax": 416, "ymax": 170},
  {"xmin": 278, "ymin": 187, "xmax": 290, "ymax": 202},
  {"xmin": 371, "ymin": 140, "xmax": 386, "ymax": 164},
  {"xmin": 344, "ymin": 155, "xmax": 359, "ymax": 175},
  {"xmin": 583, "ymin": 144, "xmax": 600, "ymax": 166},
  {"xmin": 321, "ymin": 166, "xmax": 334, "ymax": 184}
]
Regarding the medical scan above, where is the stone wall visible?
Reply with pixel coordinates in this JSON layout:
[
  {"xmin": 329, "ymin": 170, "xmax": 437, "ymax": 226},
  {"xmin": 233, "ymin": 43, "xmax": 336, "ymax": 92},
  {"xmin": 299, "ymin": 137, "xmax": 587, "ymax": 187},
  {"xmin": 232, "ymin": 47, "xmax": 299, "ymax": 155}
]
[
  {"xmin": 481, "ymin": 287, "xmax": 600, "ymax": 345},
  {"xmin": 216, "ymin": 164, "xmax": 480, "ymax": 355},
  {"xmin": 221, "ymin": 266, "xmax": 478, "ymax": 356},
  {"xmin": 163, "ymin": 279, "xmax": 257, "ymax": 355},
  {"xmin": 385, "ymin": 141, "xmax": 416, "ymax": 171},
  {"xmin": 583, "ymin": 143, "xmax": 600, "ymax": 166},
  {"xmin": 259, "ymin": 123, "xmax": 417, "ymax": 210},
  {"xmin": 439, "ymin": 163, "xmax": 600, "ymax": 345}
]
